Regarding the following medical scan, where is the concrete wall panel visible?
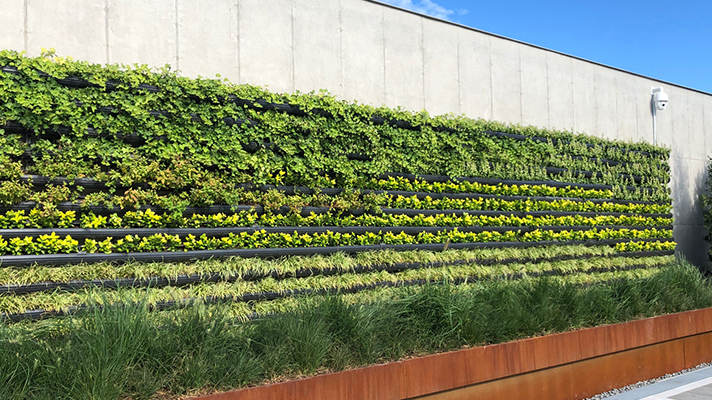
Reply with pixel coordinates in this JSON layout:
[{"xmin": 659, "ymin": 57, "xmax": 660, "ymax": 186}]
[
  {"xmin": 293, "ymin": 0, "xmax": 341, "ymax": 96},
  {"xmin": 571, "ymin": 58, "xmax": 596, "ymax": 135},
  {"xmin": 673, "ymin": 153, "xmax": 707, "ymax": 265},
  {"xmin": 519, "ymin": 45, "xmax": 548, "ymax": 128},
  {"xmin": 546, "ymin": 52, "xmax": 574, "ymax": 132},
  {"xmin": 614, "ymin": 72, "xmax": 637, "ymax": 142},
  {"xmin": 458, "ymin": 30, "xmax": 491, "ymax": 120},
  {"xmin": 689, "ymin": 158, "xmax": 707, "ymax": 222},
  {"xmin": 594, "ymin": 67, "xmax": 618, "ymax": 140},
  {"xmin": 0, "ymin": 0, "xmax": 26, "ymax": 53},
  {"xmin": 422, "ymin": 19, "xmax": 459, "ymax": 116},
  {"xmin": 633, "ymin": 77, "xmax": 656, "ymax": 145},
  {"xmin": 704, "ymin": 96, "xmax": 712, "ymax": 163},
  {"xmin": 671, "ymin": 156, "xmax": 694, "ymax": 225},
  {"xmin": 675, "ymin": 224, "xmax": 707, "ymax": 268},
  {"xmin": 490, "ymin": 38, "xmax": 521, "ymax": 124},
  {"xmin": 238, "ymin": 0, "xmax": 293, "ymax": 92},
  {"xmin": 688, "ymin": 95, "xmax": 707, "ymax": 161},
  {"xmin": 108, "ymin": 0, "xmax": 176, "ymax": 68},
  {"xmin": 27, "ymin": 0, "xmax": 106, "ymax": 64},
  {"xmin": 704, "ymin": 97, "xmax": 712, "ymax": 162},
  {"xmin": 340, "ymin": 0, "xmax": 385, "ymax": 106},
  {"xmin": 670, "ymin": 87, "xmax": 692, "ymax": 160},
  {"xmin": 383, "ymin": 7, "xmax": 423, "ymax": 111},
  {"xmin": 177, "ymin": 0, "xmax": 238, "ymax": 81}
]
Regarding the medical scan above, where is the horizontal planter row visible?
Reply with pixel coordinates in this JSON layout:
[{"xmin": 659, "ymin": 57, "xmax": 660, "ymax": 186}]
[
  {"xmin": 0, "ymin": 262, "xmax": 661, "ymax": 322},
  {"xmin": 0, "ymin": 202, "xmax": 276, "ymax": 215},
  {"xmin": 0, "ymin": 250, "xmax": 673, "ymax": 295},
  {"xmin": 383, "ymin": 173, "xmax": 662, "ymax": 194},
  {"xmin": 562, "ymin": 154, "xmax": 669, "ymax": 171},
  {"xmin": 0, "ymin": 203, "xmax": 362, "ymax": 218},
  {"xmin": 0, "ymin": 238, "xmax": 671, "ymax": 267},
  {"xmin": 9, "ymin": 174, "xmax": 669, "ymax": 205},
  {"xmin": 558, "ymin": 154, "xmax": 628, "ymax": 168},
  {"xmin": 262, "ymin": 185, "xmax": 667, "ymax": 206},
  {"xmin": 0, "ymin": 65, "xmax": 159, "ymax": 92},
  {"xmin": 0, "ymin": 204, "xmax": 672, "ymax": 227},
  {"xmin": 384, "ymin": 209, "xmax": 671, "ymax": 219},
  {"xmin": 0, "ymin": 65, "xmax": 667, "ymax": 159},
  {"xmin": 0, "ymin": 200, "xmax": 671, "ymax": 217},
  {"xmin": 5, "ymin": 118, "xmax": 257, "ymax": 149},
  {"xmin": 483, "ymin": 131, "xmax": 664, "ymax": 158},
  {"xmin": 16, "ymin": 174, "xmax": 191, "ymax": 195},
  {"xmin": 0, "ymin": 224, "xmax": 673, "ymax": 240},
  {"xmin": 544, "ymin": 167, "xmax": 667, "ymax": 185}
]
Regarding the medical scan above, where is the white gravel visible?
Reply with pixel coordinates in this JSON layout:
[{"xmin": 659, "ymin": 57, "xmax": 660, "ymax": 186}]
[{"xmin": 584, "ymin": 362, "xmax": 712, "ymax": 399}]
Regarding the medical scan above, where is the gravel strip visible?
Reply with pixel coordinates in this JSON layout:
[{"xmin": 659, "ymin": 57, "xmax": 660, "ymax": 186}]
[{"xmin": 585, "ymin": 362, "xmax": 712, "ymax": 399}]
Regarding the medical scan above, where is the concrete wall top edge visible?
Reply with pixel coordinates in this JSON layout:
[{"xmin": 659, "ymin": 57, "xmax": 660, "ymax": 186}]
[{"xmin": 363, "ymin": 0, "xmax": 712, "ymax": 98}]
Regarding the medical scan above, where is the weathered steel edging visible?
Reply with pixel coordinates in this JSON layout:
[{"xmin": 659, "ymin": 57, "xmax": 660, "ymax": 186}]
[{"xmin": 192, "ymin": 307, "xmax": 712, "ymax": 400}]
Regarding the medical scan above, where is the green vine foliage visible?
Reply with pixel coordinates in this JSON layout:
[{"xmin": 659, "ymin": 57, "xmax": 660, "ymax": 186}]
[
  {"xmin": 0, "ymin": 49, "xmax": 675, "ymax": 261},
  {"xmin": 0, "ymin": 50, "xmax": 670, "ymax": 204}
]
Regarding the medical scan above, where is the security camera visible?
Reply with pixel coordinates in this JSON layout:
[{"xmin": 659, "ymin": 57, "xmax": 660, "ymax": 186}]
[{"xmin": 651, "ymin": 87, "xmax": 669, "ymax": 111}]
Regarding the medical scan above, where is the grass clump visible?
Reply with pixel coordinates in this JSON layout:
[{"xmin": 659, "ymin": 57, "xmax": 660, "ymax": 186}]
[{"xmin": 1, "ymin": 257, "xmax": 709, "ymax": 399}]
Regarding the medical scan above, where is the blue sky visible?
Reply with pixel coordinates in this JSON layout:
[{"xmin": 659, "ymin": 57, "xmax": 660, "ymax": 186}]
[{"xmin": 377, "ymin": 0, "xmax": 712, "ymax": 94}]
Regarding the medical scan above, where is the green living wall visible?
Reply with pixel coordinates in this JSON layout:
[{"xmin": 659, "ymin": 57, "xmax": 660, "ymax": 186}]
[{"xmin": 0, "ymin": 49, "xmax": 673, "ymax": 320}]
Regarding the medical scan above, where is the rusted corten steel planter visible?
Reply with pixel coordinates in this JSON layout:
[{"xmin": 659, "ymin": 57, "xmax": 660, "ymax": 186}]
[{"xmin": 194, "ymin": 307, "xmax": 712, "ymax": 400}]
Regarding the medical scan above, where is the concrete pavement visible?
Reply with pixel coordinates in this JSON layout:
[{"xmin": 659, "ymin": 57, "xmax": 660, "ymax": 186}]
[{"xmin": 602, "ymin": 366, "xmax": 712, "ymax": 400}]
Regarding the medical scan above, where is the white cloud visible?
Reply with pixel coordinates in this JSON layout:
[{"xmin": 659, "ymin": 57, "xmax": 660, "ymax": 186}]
[{"xmin": 381, "ymin": 0, "xmax": 457, "ymax": 20}]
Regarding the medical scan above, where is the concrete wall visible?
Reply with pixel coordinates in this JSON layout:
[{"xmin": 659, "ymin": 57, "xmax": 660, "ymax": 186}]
[{"xmin": 1, "ymin": 0, "xmax": 711, "ymax": 266}]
